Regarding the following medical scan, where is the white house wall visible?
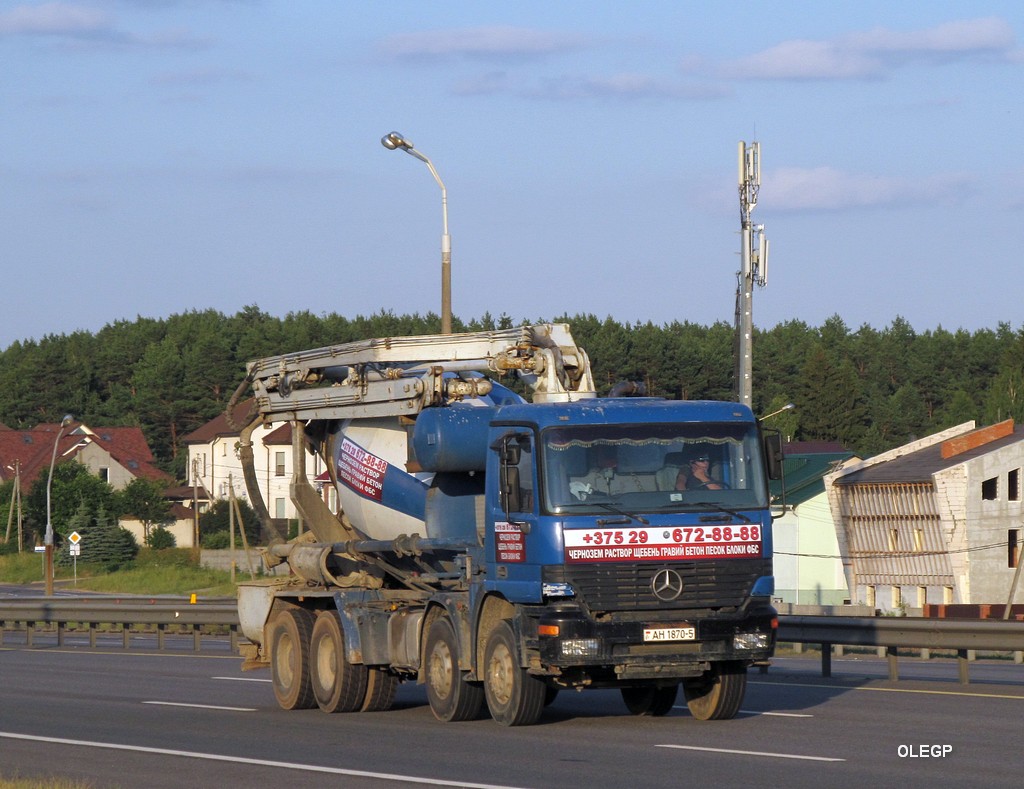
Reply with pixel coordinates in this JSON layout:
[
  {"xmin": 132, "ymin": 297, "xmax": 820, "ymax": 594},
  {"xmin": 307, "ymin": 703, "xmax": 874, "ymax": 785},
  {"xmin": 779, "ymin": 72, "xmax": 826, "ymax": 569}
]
[
  {"xmin": 796, "ymin": 495, "xmax": 848, "ymax": 605},
  {"xmin": 960, "ymin": 446, "xmax": 1024, "ymax": 604},
  {"xmin": 771, "ymin": 493, "xmax": 849, "ymax": 606},
  {"xmin": 187, "ymin": 429, "xmax": 325, "ymax": 523}
]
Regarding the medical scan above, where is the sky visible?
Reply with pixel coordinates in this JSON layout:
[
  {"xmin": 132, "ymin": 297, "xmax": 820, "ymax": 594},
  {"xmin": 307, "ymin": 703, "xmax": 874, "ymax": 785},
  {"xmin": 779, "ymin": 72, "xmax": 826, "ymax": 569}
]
[{"xmin": 3, "ymin": 1, "xmax": 1023, "ymax": 349}]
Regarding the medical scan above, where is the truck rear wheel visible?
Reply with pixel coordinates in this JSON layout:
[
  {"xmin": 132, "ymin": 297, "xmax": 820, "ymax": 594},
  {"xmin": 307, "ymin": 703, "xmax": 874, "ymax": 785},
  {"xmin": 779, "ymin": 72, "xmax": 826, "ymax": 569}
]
[
  {"xmin": 683, "ymin": 661, "xmax": 746, "ymax": 720},
  {"xmin": 621, "ymin": 683, "xmax": 678, "ymax": 716},
  {"xmin": 425, "ymin": 616, "xmax": 483, "ymax": 722},
  {"xmin": 361, "ymin": 668, "xmax": 398, "ymax": 712},
  {"xmin": 269, "ymin": 607, "xmax": 317, "ymax": 710},
  {"xmin": 309, "ymin": 610, "xmax": 368, "ymax": 713},
  {"xmin": 483, "ymin": 621, "xmax": 545, "ymax": 726}
]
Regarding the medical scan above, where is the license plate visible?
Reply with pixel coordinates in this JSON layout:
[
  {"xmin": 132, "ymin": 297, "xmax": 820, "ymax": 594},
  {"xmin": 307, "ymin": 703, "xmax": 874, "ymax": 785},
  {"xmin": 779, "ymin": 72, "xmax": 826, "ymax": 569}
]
[{"xmin": 643, "ymin": 625, "xmax": 695, "ymax": 642}]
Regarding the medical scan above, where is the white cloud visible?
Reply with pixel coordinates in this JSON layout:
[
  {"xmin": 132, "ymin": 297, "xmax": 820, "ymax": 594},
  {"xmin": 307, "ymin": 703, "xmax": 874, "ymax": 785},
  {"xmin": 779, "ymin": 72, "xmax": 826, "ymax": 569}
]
[
  {"xmin": 0, "ymin": 2, "xmax": 110, "ymax": 36},
  {"xmin": 768, "ymin": 166, "xmax": 973, "ymax": 211},
  {"xmin": 381, "ymin": 25, "xmax": 587, "ymax": 60},
  {"xmin": 723, "ymin": 17, "xmax": 1016, "ymax": 81},
  {"xmin": 0, "ymin": 1, "xmax": 207, "ymax": 49}
]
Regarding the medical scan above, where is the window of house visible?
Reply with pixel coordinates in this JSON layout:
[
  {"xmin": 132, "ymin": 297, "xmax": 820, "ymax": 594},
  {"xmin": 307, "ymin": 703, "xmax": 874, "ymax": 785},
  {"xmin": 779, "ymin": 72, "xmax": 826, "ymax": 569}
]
[
  {"xmin": 275, "ymin": 451, "xmax": 286, "ymax": 477},
  {"xmin": 982, "ymin": 476, "xmax": 998, "ymax": 500},
  {"xmin": 943, "ymin": 586, "xmax": 954, "ymax": 605},
  {"xmin": 917, "ymin": 586, "xmax": 927, "ymax": 608},
  {"xmin": 1009, "ymin": 469, "xmax": 1020, "ymax": 502},
  {"xmin": 866, "ymin": 585, "xmax": 876, "ymax": 608},
  {"xmin": 913, "ymin": 527, "xmax": 924, "ymax": 552},
  {"xmin": 98, "ymin": 467, "xmax": 109, "ymax": 483},
  {"xmin": 888, "ymin": 528, "xmax": 899, "ymax": 552},
  {"xmin": 891, "ymin": 586, "xmax": 902, "ymax": 610},
  {"xmin": 275, "ymin": 497, "xmax": 286, "ymax": 519},
  {"xmin": 1010, "ymin": 529, "xmax": 1021, "ymax": 569}
]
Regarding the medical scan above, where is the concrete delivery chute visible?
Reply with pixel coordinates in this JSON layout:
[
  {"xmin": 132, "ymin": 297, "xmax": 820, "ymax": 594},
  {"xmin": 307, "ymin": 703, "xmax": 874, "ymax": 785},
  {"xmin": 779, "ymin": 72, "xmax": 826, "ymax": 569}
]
[{"xmin": 231, "ymin": 322, "xmax": 779, "ymax": 726}]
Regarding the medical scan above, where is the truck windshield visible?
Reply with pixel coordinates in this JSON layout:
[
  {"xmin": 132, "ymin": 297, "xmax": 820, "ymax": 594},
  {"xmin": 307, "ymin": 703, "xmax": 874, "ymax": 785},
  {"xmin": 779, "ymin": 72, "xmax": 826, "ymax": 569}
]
[{"xmin": 540, "ymin": 422, "xmax": 768, "ymax": 515}]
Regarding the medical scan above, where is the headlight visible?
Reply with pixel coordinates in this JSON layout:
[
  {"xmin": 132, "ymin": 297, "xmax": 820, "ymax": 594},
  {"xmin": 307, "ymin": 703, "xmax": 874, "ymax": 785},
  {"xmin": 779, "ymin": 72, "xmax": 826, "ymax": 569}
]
[
  {"xmin": 733, "ymin": 632, "xmax": 771, "ymax": 651},
  {"xmin": 561, "ymin": 638, "xmax": 601, "ymax": 657},
  {"xmin": 542, "ymin": 582, "xmax": 576, "ymax": 598}
]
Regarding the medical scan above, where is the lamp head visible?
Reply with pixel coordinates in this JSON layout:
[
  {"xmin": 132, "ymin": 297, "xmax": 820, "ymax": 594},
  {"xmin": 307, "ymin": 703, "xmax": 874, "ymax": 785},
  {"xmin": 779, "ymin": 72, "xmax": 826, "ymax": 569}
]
[{"xmin": 381, "ymin": 131, "xmax": 412, "ymax": 151}]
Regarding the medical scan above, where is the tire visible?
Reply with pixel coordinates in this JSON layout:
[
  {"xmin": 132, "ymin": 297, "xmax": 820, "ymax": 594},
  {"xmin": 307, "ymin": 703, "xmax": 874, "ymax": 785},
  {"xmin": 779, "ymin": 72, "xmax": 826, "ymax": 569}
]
[
  {"xmin": 309, "ymin": 610, "xmax": 367, "ymax": 713},
  {"xmin": 483, "ymin": 620, "xmax": 545, "ymax": 726},
  {"xmin": 269, "ymin": 607, "xmax": 317, "ymax": 710},
  {"xmin": 621, "ymin": 684, "xmax": 679, "ymax": 716},
  {"xmin": 361, "ymin": 667, "xmax": 399, "ymax": 712},
  {"xmin": 424, "ymin": 616, "xmax": 484, "ymax": 722},
  {"xmin": 683, "ymin": 662, "xmax": 746, "ymax": 720}
]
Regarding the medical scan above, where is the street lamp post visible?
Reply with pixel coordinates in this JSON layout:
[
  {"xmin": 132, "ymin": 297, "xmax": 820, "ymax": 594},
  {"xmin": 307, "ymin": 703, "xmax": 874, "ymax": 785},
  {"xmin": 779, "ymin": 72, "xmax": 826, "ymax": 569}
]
[
  {"xmin": 381, "ymin": 131, "xmax": 452, "ymax": 334},
  {"xmin": 45, "ymin": 414, "xmax": 74, "ymax": 596}
]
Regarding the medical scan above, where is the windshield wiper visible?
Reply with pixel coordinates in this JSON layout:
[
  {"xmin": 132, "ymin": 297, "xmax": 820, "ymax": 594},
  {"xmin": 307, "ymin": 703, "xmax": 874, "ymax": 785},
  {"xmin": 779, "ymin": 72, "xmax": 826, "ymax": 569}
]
[
  {"xmin": 594, "ymin": 502, "xmax": 649, "ymax": 525},
  {"xmin": 691, "ymin": 501, "xmax": 752, "ymax": 524}
]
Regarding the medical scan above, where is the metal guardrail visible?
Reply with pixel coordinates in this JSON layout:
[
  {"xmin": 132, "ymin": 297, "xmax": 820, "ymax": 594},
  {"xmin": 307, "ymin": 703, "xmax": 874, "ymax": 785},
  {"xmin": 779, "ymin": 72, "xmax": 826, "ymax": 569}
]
[
  {"xmin": 0, "ymin": 598, "xmax": 240, "ymax": 653},
  {"xmin": 776, "ymin": 615, "xmax": 1024, "ymax": 684},
  {"xmin": 3, "ymin": 600, "xmax": 1022, "ymax": 684}
]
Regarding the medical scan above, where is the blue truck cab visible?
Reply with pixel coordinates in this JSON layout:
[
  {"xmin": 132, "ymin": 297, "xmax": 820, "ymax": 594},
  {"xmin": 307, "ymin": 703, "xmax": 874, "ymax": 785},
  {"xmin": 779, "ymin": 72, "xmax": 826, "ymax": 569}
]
[{"xmin": 473, "ymin": 397, "xmax": 777, "ymax": 717}]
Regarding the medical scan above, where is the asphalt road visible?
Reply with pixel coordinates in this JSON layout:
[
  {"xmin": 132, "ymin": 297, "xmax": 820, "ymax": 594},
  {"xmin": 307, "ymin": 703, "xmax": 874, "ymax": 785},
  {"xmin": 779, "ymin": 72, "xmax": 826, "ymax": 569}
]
[{"xmin": 2, "ymin": 646, "xmax": 1023, "ymax": 789}]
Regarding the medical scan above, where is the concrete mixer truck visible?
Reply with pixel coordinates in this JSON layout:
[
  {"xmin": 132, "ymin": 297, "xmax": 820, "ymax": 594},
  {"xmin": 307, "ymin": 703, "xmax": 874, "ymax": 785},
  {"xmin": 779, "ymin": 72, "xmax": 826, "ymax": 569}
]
[{"xmin": 232, "ymin": 323, "xmax": 781, "ymax": 726}]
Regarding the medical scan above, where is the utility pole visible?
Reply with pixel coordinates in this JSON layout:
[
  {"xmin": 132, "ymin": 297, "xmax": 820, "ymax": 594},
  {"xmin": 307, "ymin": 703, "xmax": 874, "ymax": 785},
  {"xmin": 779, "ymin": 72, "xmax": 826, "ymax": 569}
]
[{"xmin": 735, "ymin": 141, "xmax": 769, "ymax": 409}]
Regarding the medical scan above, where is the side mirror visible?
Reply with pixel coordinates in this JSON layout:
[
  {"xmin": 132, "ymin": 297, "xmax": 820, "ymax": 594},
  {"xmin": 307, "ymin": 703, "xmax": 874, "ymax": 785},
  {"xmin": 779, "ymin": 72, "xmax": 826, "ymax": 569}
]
[{"xmin": 763, "ymin": 431, "xmax": 784, "ymax": 481}]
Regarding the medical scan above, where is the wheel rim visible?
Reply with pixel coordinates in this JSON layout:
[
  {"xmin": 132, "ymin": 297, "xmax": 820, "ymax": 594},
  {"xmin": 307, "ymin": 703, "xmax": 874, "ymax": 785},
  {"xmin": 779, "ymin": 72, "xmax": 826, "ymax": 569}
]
[
  {"xmin": 278, "ymin": 633, "xmax": 295, "ymax": 687},
  {"xmin": 316, "ymin": 635, "xmax": 337, "ymax": 690},
  {"xmin": 429, "ymin": 640, "xmax": 454, "ymax": 701},
  {"xmin": 487, "ymin": 641, "xmax": 514, "ymax": 707}
]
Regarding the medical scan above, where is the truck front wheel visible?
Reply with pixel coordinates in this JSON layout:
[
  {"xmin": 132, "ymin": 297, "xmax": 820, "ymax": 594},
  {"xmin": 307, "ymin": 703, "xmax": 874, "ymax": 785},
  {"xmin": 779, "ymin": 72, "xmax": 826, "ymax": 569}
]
[
  {"xmin": 424, "ymin": 616, "xmax": 483, "ymax": 722},
  {"xmin": 269, "ymin": 607, "xmax": 317, "ymax": 710},
  {"xmin": 309, "ymin": 610, "xmax": 368, "ymax": 713},
  {"xmin": 683, "ymin": 661, "xmax": 746, "ymax": 720},
  {"xmin": 621, "ymin": 683, "xmax": 678, "ymax": 716},
  {"xmin": 483, "ymin": 621, "xmax": 545, "ymax": 726}
]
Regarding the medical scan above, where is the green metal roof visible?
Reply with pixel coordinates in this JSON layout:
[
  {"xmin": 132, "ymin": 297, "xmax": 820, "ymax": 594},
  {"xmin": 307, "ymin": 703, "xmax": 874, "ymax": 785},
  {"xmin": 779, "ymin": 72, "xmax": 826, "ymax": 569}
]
[{"xmin": 770, "ymin": 451, "xmax": 856, "ymax": 507}]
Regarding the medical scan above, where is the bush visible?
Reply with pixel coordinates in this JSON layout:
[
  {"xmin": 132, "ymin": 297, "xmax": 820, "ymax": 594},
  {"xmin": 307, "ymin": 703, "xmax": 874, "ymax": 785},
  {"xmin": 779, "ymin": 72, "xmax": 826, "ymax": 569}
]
[
  {"xmin": 202, "ymin": 531, "xmax": 230, "ymax": 549},
  {"xmin": 147, "ymin": 527, "xmax": 176, "ymax": 549}
]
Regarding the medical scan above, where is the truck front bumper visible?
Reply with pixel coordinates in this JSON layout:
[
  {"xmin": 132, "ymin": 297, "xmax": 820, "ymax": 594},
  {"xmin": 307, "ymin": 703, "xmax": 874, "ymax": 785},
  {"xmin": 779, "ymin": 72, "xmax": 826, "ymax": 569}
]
[{"xmin": 535, "ymin": 604, "xmax": 776, "ymax": 682}]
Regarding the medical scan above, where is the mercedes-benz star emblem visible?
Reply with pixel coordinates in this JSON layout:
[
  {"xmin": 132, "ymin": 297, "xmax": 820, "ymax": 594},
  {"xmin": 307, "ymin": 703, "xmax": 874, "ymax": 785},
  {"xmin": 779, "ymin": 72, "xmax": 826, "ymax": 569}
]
[{"xmin": 651, "ymin": 568, "xmax": 684, "ymax": 602}]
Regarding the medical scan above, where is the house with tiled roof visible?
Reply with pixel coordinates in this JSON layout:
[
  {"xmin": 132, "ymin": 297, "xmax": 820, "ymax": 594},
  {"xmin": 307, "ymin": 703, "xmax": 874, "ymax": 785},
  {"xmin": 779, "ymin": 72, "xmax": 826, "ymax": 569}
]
[
  {"xmin": 0, "ymin": 421, "xmax": 170, "ymax": 490},
  {"xmin": 826, "ymin": 419, "xmax": 1024, "ymax": 612},
  {"xmin": 182, "ymin": 401, "xmax": 329, "ymax": 531},
  {"xmin": 771, "ymin": 442, "xmax": 858, "ymax": 606},
  {"xmin": 0, "ymin": 420, "xmax": 189, "ymax": 545}
]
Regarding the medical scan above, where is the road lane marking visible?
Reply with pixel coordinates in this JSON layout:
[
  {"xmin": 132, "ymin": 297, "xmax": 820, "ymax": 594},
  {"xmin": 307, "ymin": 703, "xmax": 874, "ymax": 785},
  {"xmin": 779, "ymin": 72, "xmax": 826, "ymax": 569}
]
[
  {"xmin": 671, "ymin": 706, "xmax": 812, "ymax": 718},
  {"xmin": 143, "ymin": 701, "xmax": 257, "ymax": 712},
  {"xmin": 750, "ymin": 680, "xmax": 1024, "ymax": 700},
  {"xmin": 0, "ymin": 732, "xmax": 532, "ymax": 789},
  {"xmin": 656, "ymin": 744, "xmax": 844, "ymax": 762},
  {"xmin": 213, "ymin": 675, "xmax": 271, "ymax": 683},
  {"xmin": 740, "ymin": 710, "xmax": 813, "ymax": 717}
]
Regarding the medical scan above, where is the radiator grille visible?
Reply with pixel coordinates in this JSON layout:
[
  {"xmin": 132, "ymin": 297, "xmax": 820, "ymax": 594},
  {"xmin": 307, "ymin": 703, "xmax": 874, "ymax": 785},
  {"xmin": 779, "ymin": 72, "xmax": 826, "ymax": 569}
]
[{"xmin": 545, "ymin": 559, "xmax": 770, "ymax": 613}]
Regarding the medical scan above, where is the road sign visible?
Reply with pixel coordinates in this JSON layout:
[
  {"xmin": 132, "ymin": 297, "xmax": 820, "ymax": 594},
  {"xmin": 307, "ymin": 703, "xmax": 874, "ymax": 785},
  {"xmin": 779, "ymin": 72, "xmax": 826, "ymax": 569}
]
[
  {"xmin": 68, "ymin": 531, "xmax": 81, "ymax": 545},
  {"xmin": 70, "ymin": 544, "xmax": 81, "ymax": 556},
  {"xmin": 33, "ymin": 546, "xmax": 45, "ymax": 553}
]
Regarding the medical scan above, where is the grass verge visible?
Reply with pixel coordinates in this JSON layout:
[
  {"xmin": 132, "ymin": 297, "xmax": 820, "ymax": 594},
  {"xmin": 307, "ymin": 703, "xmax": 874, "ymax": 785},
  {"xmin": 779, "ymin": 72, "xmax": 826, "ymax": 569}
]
[{"xmin": 0, "ymin": 548, "xmax": 237, "ymax": 597}]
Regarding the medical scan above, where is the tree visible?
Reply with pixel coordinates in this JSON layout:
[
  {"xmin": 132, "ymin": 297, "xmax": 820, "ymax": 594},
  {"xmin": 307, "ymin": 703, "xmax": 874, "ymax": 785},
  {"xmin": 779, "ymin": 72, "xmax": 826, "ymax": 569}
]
[
  {"xmin": 117, "ymin": 478, "xmax": 173, "ymax": 544},
  {"xmin": 57, "ymin": 501, "xmax": 139, "ymax": 571},
  {"xmin": 24, "ymin": 462, "xmax": 119, "ymax": 547},
  {"xmin": 199, "ymin": 498, "xmax": 261, "ymax": 547}
]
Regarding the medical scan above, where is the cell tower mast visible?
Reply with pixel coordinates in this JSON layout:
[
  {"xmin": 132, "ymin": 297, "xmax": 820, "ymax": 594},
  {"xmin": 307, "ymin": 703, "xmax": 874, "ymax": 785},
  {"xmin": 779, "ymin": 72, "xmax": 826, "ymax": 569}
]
[{"xmin": 735, "ymin": 140, "xmax": 769, "ymax": 409}]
